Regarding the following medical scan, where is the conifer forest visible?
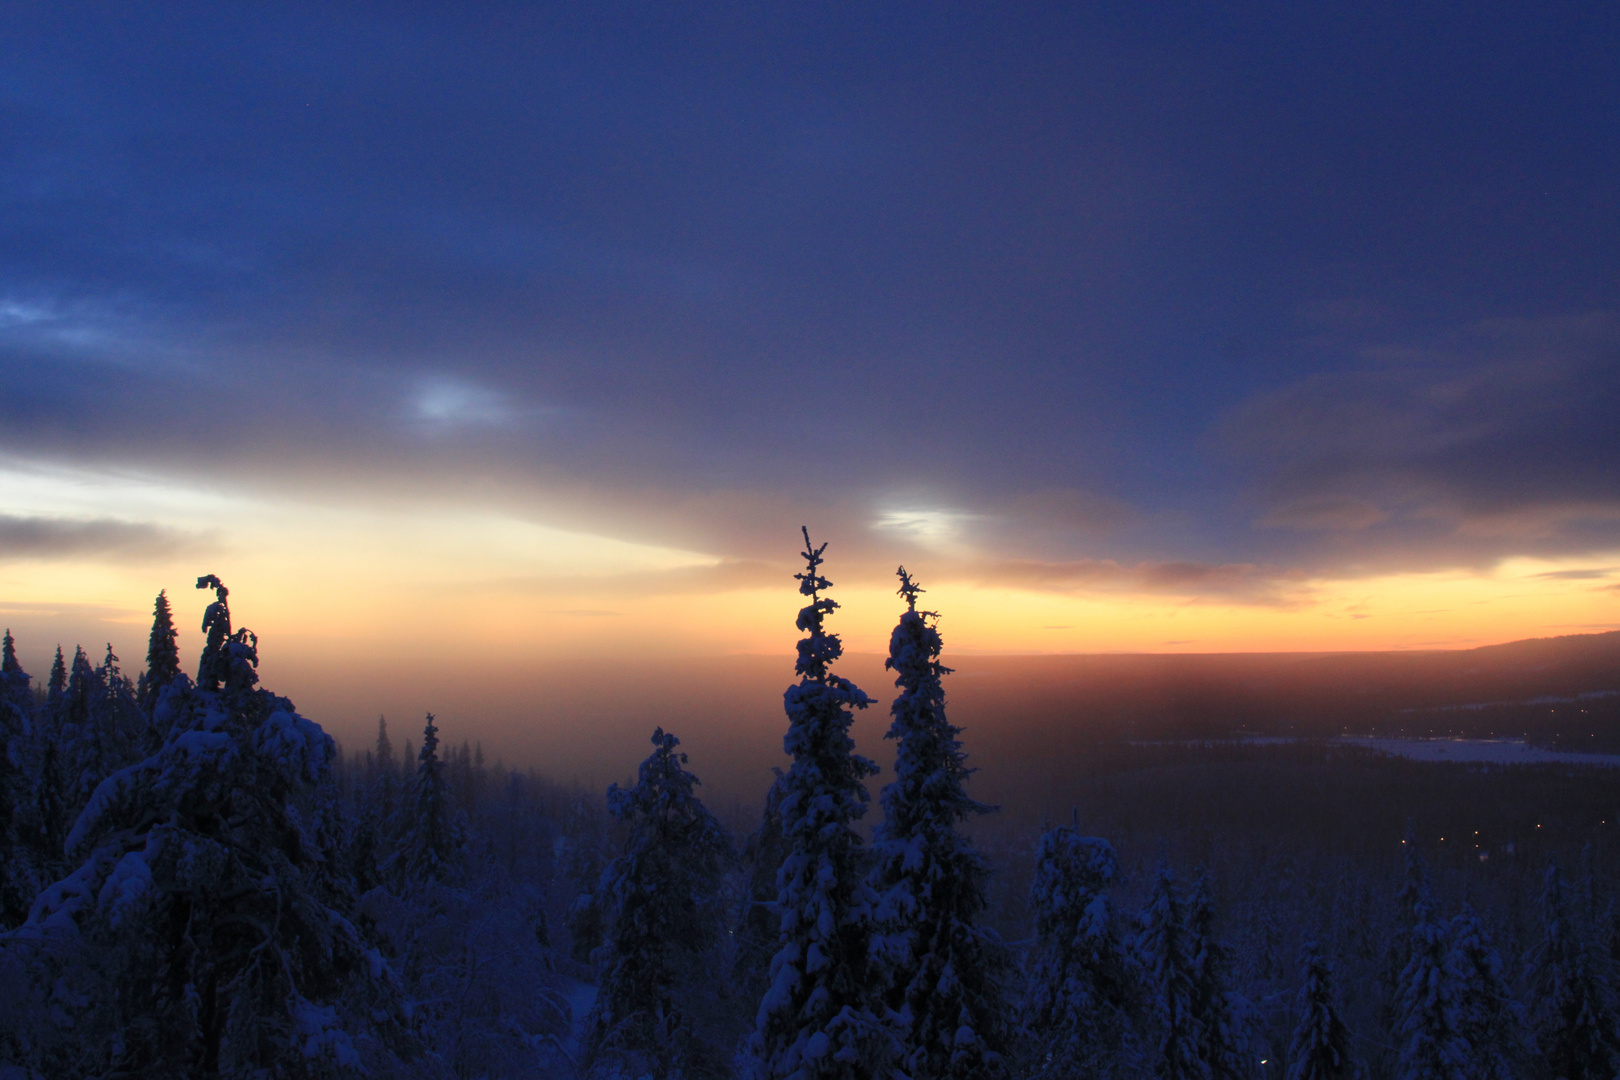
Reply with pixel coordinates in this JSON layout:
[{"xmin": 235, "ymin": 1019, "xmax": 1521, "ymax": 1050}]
[{"xmin": 3, "ymin": 534, "xmax": 1620, "ymax": 1080}]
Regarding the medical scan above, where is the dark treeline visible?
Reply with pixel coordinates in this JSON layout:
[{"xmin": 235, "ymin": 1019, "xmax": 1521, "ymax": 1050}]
[{"xmin": 3, "ymin": 547, "xmax": 1620, "ymax": 1079}]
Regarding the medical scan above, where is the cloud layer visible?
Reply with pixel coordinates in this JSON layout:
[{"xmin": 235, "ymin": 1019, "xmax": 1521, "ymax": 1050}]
[{"xmin": 1, "ymin": 4, "xmax": 1618, "ymax": 591}]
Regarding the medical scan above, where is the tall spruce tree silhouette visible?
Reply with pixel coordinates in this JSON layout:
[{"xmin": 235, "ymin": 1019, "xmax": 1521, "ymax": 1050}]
[
  {"xmin": 137, "ymin": 590, "xmax": 181, "ymax": 717},
  {"xmin": 745, "ymin": 529, "xmax": 897, "ymax": 1080},
  {"xmin": 868, "ymin": 567, "xmax": 1008, "ymax": 1080}
]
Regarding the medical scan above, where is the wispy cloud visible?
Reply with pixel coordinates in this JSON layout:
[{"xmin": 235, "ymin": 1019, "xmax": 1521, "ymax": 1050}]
[
  {"xmin": 0, "ymin": 514, "xmax": 213, "ymax": 563},
  {"xmin": 959, "ymin": 557, "xmax": 1310, "ymax": 606}
]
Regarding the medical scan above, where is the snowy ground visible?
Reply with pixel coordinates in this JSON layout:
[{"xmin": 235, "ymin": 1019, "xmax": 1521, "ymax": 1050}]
[
  {"xmin": 559, "ymin": 975, "xmax": 597, "ymax": 1062},
  {"xmin": 1334, "ymin": 735, "xmax": 1620, "ymax": 767}
]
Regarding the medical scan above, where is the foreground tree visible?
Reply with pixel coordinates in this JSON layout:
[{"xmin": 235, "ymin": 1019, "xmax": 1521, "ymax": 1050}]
[
  {"xmin": 0, "ymin": 639, "xmax": 26, "ymax": 927},
  {"xmin": 735, "ymin": 766, "xmax": 790, "ymax": 997},
  {"xmin": 868, "ymin": 568, "xmax": 1009, "ymax": 1080},
  {"xmin": 8, "ymin": 575, "xmax": 403, "ymax": 1076},
  {"xmin": 1136, "ymin": 866, "xmax": 1206, "ymax": 1080},
  {"xmin": 1392, "ymin": 900, "xmax": 1468, "ymax": 1080},
  {"xmin": 1285, "ymin": 940, "xmax": 1356, "ymax": 1080},
  {"xmin": 1184, "ymin": 874, "xmax": 1252, "ymax": 1079},
  {"xmin": 584, "ymin": 728, "xmax": 733, "ymax": 1078},
  {"xmin": 1024, "ymin": 826, "xmax": 1145, "ymax": 1078},
  {"xmin": 744, "ymin": 529, "xmax": 897, "ymax": 1080},
  {"xmin": 1446, "ymin": 904, "xmax": 1521, "ymax": 1080},
  {"xmin": 1531, "ymin": 860, "xmax": 1620, "ymax": 1080}
]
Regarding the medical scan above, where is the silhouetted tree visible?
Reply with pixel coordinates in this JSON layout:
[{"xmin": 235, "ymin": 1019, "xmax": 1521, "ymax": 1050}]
[
  {"xmin": 584, "ymin": 728, "xmax": 733, "ymax": 1078},
  {"xmin": 744, "ymin": 529, "xmax": 896, "ymax": 1080},
  {"xmin": 868, "ymin": 567, "xmax": 1009, "ymax": 1080},
  {"xmin": 1285, "ymin": 940, "xmax": 1356, "ymax": 1080},
  {"xmin": 1024, "ymin": 827, "xmax": 1145, "ymax": 1079},
  {"xmin": 1531, "ymin": 860, "xmax": 1620, "ymax": 1080},
  {"xmin": 137, "ymin": 590, "xmax": 181, "ymax": 718}
]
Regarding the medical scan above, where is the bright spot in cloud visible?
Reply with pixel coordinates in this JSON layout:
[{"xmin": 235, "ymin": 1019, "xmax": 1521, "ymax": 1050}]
[
  {"xmin": 411, "ymin": 375, "xmax": 520, "ymax": 430},
  {"xmin": 0, "ymin": 299, "xmax": 55, "ymax": 327},
  {"xmin": 872, "ymin": 507, "xmax": 980, "ymax": 553}
]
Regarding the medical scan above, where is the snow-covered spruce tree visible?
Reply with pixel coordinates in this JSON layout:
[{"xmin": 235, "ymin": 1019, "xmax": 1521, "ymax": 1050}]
[
  {"xmin": 1381, "ymin": 830, "xmax": 1433, "ymax": 1041},
  {"xmin": 735, "ymin": 766, "xmax": 791, "ymax": 1000},
  {"xmin": 349, "ymin": 716, "xmax": 397, "ymax": 893},
  {"xmin": 0, "ymin": 639, "xmax": 27, "ymax": 927},
  {"xmin": 0, "ymin": 628, "xmax": 29, "ymax": 708},
  {"xmin": 44, "ymin": 643, "xmax": 66, "ymax": 715},
  {"xmin": 1023, "ymin": 826, "xmax": 1145, "ymax": 1079},
  {"xmin": 1284, "ymin": 939, "xmax": 1356, "ymax": 1080},
  {"xmin": 562, "ymin": 788, "xmax": 613, "ymax": 964},
  {"xmin": 583, "ymin": 727, "xmax": 734, "ymax": 1079},
  {"xmin": 393, "ymin": 712, "xmax": 465, "ymax": 887},
  {"xmin": 744, "ymin": 528, "xmax": 897, "ymax": 1080},
  {"xmin": 1392, "ymin": 900, "xmax": 1469, "ymax": 1080},
  {"xmin": 867, "ymin": 567, "xmax": 1009, "ymax": 1080},
  {"xmin": 1531, "ymin": 859, "xmax": 1620, "ymax": 1080},
  {"xmin": 69, "ymin": 644, "xmax": 147, "ymax": 810},
  {"xmin": 137, "ymin": 589, "xmax": 182, "ymax": 719},
  {"xmin": 1184, "ymin": 873, "xmax": 1252, "ymax": 1080},
  {"xmin": 1445, "ymin": 904, "xmax": 1521, "ymax": 1080},
  {"xmin": 6, "ymin": 574, "xmax": 405, "ymax": 1077},
  {"xmin": 26, "ymin": 645, "xmax": 73, "ymax": 880},
  {"xmin": 1136, "ymin": 865, "xmax": 1207, "ymax": 1080}
]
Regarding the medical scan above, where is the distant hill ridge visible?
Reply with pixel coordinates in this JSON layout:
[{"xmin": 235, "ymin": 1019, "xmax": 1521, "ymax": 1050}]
[{"xmin": 940, "ymin": 630, "xmax": 1620, "ymax": 747}]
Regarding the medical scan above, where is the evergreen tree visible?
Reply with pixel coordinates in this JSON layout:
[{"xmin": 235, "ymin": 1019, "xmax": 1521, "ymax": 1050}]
[
  {"xmin": 563, "ymin": 790, "xmax": 610, "ymax": 964},
  {"xmin": 0, "ymin": 647, "xmax": 26, "ymax": 927},
  {"xmin": 1184, "ymin": 873, "xmax": 1252, "ymax": 1080},
  {"xmin": 137, "ymin": 589, "xmax": 181, "ymax": 718},
  {"xmin": 1392, "ymin": 901, "xmax": 1469, "ymax": 1080},
  {"xmin": 1382, "ymin": 829, "xmax": 1433, "ymax": 1041},
  {"xmin": 868, "ymin": 568, "xmax": 1009, "ymax": 1080},
  {"xmin": 44, "ymin": 644, "xmax": 66, "ymax": 720},
  {"xmin": 1531, "ymin": 860, "xmax": 1620, "ymax": 1080},
  {"xmin": 1285, "ymin": 940, "xmax": 1356, "ymax": 1080},
  {"xmin": 13, "ymin": 575, "xmax": 402, "ymax": 1075},
  {"xmin": 1136, "ymin": 865, "xmax": 1207, "ymax": 1080},
  {"xmin": 583, "ymin": 728, "xmax": 733, "ymax": 1079},
  {"xmin": 1445, "ymin": 904, "xmax": 1520, "ymax": 1080},
  {"xmin": 394, "ymin": 712, "xmax": 464, "ymax": 887},
  {"xmin": 1024, "ymin": 826, "xmax": 1145, "ymax": 1079},
  {"xmin": 27, "ymin": 647, "xmax": 74, "ymax": 878},
  {"xmin": 0, "ymin": 628, "xmax": 30, "ymax": 709},
  {"xmin": 350, "ymin": 716, "xmax": 396, "ymax": 892},
  {"xmin": 735, "ymin": 767, "xmax": 791, "ymax": 999},
  {"xmin": 62, "ymin": 644, "xmax": 95, "ymax": 741},
  {"xmin": 744, "ymin": 529, "xmax": 896, "ymax": 1080}
]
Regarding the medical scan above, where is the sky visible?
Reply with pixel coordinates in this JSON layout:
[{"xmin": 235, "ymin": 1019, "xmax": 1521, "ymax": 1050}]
[{"xmin": 2, "ymin": 3, "xmax": 1619, "ymax": 761}]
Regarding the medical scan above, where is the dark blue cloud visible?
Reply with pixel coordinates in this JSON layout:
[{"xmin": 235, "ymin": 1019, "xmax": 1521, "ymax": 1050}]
[{"xmin": 2, "ymin": 2, "xmax": 1617, "ymax": 572}]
